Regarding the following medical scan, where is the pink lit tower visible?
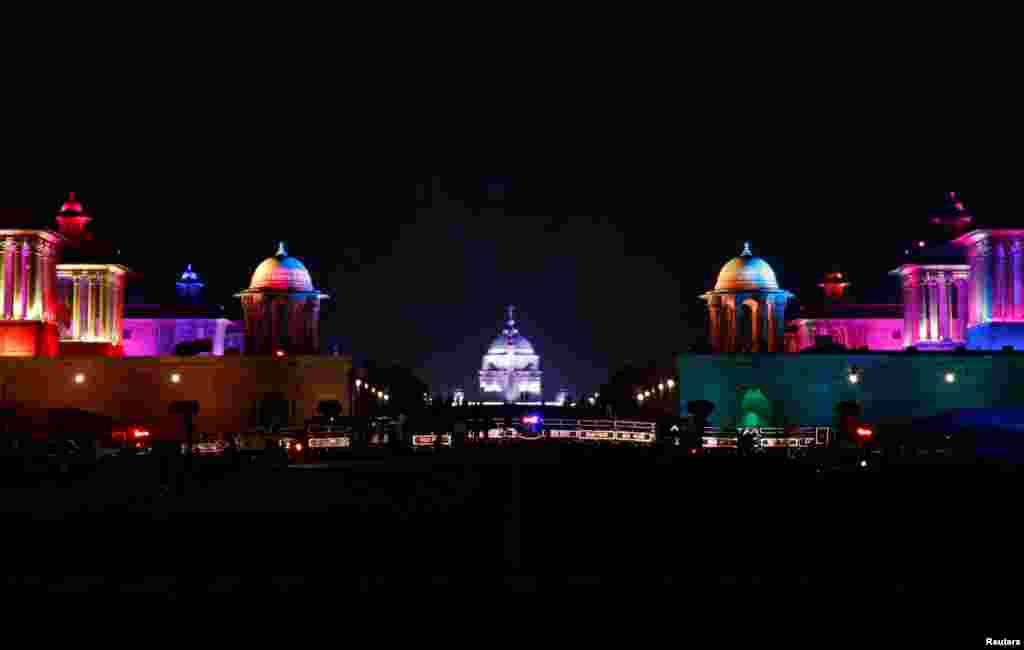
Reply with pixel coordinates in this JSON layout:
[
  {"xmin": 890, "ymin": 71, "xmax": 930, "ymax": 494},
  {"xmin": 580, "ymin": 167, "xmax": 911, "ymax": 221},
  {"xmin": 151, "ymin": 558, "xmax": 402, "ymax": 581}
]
[{"xmin": 236, "ymin": 243, "xmax": 329, "ymax": 356}]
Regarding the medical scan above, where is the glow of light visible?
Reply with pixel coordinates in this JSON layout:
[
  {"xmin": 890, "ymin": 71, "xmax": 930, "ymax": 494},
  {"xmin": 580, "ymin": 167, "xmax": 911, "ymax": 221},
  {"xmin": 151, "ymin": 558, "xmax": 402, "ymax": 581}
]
[
  {"xmin": 295, "ymin": 443, "xmax": 303, "ymax": 452},
  {"xmin": 848, "ymin": 373, "xmax": 860, "ymax": 384},
  {"xmin": 659, "ymin": 383, "xmax": 665, "ymax": 391},
  {"xmin": 644, "ymin": 391, "xmax": 651, "ymax": 398},
  {"xmin": 637, "ymin": 394, "xmax": 644, "ymax": 402},
  {"xmin": 945, "ymin": 372, "xmax": 956, "ymax": 384},
  {"xmin": 276, "ymin": 350, "xmax": 286, "ymax": 358},
  {"xmin": 74, "ymin": 373, "xmax": 85, "ymax": 384},
  {"xmin": 378, "ymin": 391, "xmax": 384, "ymax": 398},
  {"xmin": 133, "ymin": 429, "xmax": 150, "ymax": 439},
  {"xmin": 667, "ymin": 380, "xmax": 675, "ymax": 389},
  {"xmin": 171, "ymin": 373, "xmax": 181, "ymax": 384},
  {"xmin": 384, "ymin": 394, "xmax": 390, "ymax": 401},
  {"xmin": 356, "ymin": 380, "xmax": 362, "ymax": 388},
  {"xmin": 857, "ymin": 427, "xmax": 873, "ymax": 438},
  {"xmin": 588, "ymin": 397, "xmax": 596, "ymax": 405},
  {"xmin": 522, "ymin": 416, "xmax": 540, "ymax": 424},
  {"xmin": 860, "ymin": 460, "xmax": 869, "ymax": 468},
  {"xmin": 918, "ymin": 241, "xmax": 926, "ymax": 248}
]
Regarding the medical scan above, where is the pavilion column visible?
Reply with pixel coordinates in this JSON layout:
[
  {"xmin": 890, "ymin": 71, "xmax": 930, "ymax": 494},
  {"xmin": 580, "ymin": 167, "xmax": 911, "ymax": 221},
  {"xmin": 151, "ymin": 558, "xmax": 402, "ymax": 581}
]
[
  {"xmin": 958, "ymin": 278, "xmax": 969, "ymax": 341},
  {"xmin": 708, "ymin": 302, "xmax": 721, "ymax": 352},
  {"xmin": 1012, "ymin": 240, "xmax": 1024, "ymax": 321},
  {"xmin": 30, "ymin": 245, "xmax": 43, "ymax": 321},
  {"xmin": 938, "ymin": 273, "xmax": 951, "ymax": 341},
  {"xmin": 12, "ymin": 242, "xmax": 23, "ymax": 320},
  {"xmin": 72, "ymin": 275, "xmax": 82, "ymax": 339},
  {"xmin": 903, "ymin": 280, "xmax": 917, "ymax": 347},
  {"xmin": 993, "ymin": 242, "xmax": 1007, "ymax": 321},
  {"xmin": 0, "ymin": 240, "xmax": 10, "ymax": 319},
  {"xmin": 926, "ymin": 280, "xmax": 939, "ymax": 341},
  {"xmin": 919, "ymin": 281, "xmax": 929, "ymax": 341}
]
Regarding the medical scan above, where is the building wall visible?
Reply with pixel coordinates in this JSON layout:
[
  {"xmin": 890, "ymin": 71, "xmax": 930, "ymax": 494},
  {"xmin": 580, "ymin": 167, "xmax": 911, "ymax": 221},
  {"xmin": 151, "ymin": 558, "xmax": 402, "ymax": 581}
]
[
  {"xmin": 787, "ymin": 318, "xmax": 904, "ymax": 352},
  {"xmin": 0, "ymin": 355, "xmax": 352, "ymax": 440},
  {"xmin": 122, "ymin": 318, "xmax": 243, "ymax": 357},
  {"xmin": 678, "ymin": 352, "xmax": 1024, "ymax": 428}
]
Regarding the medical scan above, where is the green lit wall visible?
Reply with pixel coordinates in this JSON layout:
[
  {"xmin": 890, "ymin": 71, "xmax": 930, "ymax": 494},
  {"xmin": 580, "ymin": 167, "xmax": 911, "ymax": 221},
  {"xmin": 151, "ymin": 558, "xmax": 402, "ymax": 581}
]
[{"xmin": 678, "ymin": 352, "xmax": 1024, "ymax": 428}]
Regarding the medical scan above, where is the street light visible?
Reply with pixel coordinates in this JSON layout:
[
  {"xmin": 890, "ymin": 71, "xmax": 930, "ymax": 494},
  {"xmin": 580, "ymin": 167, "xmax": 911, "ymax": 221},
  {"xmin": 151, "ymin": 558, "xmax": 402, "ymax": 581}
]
[
  {"xmin": 658, "ymin": 383, "xmax": 665, "ymax": 391},
  {"xmin": 637, "ymin": 394, "xmax": 644, "ymax": 402},
  {"xmin": 667, "ymin": 379, "xmax": 675, "ymax": 389},
  {"xmin": 171, "ymin": 373, "xmax": 182, "ymax": 384},
  {"xmin": 945, "ymin": 371, "xmax": 957, "ymax": 384},
  {"xmin": 74, "ymin": 373, "xmax": 86, "ymax": 385},
  {"xmin": 848, "ymin": 373, "xmax": 860, "ymax": 384},
  {"xmin": 356, "ymin": 379, "xmax": 362, "ymax": 389},
  {"xmin": 384, "ymin": 394, "xmax": 390, "ymax": 401}
]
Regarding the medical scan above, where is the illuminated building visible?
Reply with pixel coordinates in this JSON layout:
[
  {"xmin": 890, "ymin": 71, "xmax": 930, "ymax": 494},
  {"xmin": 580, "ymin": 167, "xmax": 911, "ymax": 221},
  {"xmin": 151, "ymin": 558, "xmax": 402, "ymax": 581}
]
[
  {"xmin": 479, "ymin": 306, "xmax": 543, "ymax": 404},
  {"xmin": 236, "ymin": 243, "xmax": 329, "ymax": 356},
  {"xmin": 0, "ymin": 195, "xmax": 351, "ymax": 440},
  {"xmin": 701, "ymin": 242, "xmax": 793, "ymax": 353},
  {"xmin": 682, "ymin": 194, "xmax": 1024, "ymax": 431}
]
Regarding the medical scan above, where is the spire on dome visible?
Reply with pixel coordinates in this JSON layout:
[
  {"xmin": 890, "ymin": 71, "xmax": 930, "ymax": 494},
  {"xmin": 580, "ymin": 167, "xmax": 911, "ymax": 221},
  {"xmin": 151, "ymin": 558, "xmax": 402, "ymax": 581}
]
[
  {"xmin": 276, "ymin": 242, "xmax": 288, "ymax": 257},
  {"xmin": 180, "ymin": 264, "xmax": 199, "ymax": 282},
  {"xmin": 58, "ymin": 192, "xmax": 87, "ymax": 215},
  {"xmin": 503, "ymin": 305, "xmax": 519, "ymax": 337},
  {"xmin": 741, "ymin": 242, "xmax": 752, "ymax": 257}
]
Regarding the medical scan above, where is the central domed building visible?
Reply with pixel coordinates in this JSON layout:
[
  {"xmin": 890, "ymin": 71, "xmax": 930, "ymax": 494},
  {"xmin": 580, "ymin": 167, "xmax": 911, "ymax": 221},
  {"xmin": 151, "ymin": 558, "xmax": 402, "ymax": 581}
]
[
  {"xmin": 479, "ymin": 306, "xmax": 542, "ymax": 403},
  {"xmin": 700, "ymin": 243, "xmax": 794, "ymax": 353},
  {"xmin": 236, "ymin": 243, "xmax": 329, "ymax": 355}
]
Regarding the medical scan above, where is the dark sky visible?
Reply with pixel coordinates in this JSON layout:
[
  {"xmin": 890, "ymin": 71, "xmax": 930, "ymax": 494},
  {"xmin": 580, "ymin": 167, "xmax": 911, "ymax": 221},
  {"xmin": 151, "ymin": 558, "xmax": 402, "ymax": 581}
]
[{"xmin": 0, "ymin": 186, "xmax": 977, "ymax": 398}]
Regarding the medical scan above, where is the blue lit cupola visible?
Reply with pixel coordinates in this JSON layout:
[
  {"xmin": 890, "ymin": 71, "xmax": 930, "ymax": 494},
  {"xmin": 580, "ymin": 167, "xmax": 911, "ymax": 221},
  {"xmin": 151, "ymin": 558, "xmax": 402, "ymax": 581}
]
[{"xmin": 176, "ymin": 264, "xmax": 205, "ymax": 301}]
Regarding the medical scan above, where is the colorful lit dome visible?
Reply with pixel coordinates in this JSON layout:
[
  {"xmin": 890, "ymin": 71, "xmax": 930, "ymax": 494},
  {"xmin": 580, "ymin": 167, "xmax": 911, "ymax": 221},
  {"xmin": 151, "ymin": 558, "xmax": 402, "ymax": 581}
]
[
  {"xmin": 714, "ymin": 242, "xmax": 779, "ymax": 292},
  {"xmin": 59, "ymin": 192, "xmax": 86, "ymax": 215},
  {"xmin": 249, "ymin": 242, "xmax": 315, "ymax": 292}
]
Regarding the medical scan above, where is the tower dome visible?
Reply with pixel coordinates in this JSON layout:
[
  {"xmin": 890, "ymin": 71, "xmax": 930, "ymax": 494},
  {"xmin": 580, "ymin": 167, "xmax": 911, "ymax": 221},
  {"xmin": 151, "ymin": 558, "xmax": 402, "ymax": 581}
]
[
  {"xmin": 249, "ymin": 242, "xmax": 315, "ymax": 292},
  {"xmin": 714, "ymin": 242, "xmax": 780, "ymax": 292}
]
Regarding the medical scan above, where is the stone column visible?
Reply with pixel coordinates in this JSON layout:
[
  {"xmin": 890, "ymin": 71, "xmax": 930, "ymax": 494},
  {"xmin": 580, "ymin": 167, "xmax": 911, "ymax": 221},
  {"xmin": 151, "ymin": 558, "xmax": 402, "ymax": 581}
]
[
  {"xmin": 938, "ymin": 273, "xmax": 951, "ymax": 341},
  {"xmin": 958, "ymin": 278, "xmax": 969, "ymax": 341},
  {"xmin": 993, "ymin": 242, "xmax": 1007, "ymax": 321},
  {"xmin": 1012, "ymin": 240, "xmax": 1024, "ymax": 321},
  {"xmin": 903, "ymin": 279, "xmax": 916, "ymax": 348},
  {"xmin": 708, "ymin": 302, "xmax": 721, "ymax": 352},
  {"xmin": 30, "ymin": 246, "xmax": 43, "ymax": 321},
  {"xmin": 928, "ymin": 279, "xmax": 940, "ymax": 341},
  {"xmin": 0, "ymin": 239, "xmax": 9, "ymax": 319},
  {"xmin": 72, "ymin": 275, "xmax": 82, "ymax": 340}
]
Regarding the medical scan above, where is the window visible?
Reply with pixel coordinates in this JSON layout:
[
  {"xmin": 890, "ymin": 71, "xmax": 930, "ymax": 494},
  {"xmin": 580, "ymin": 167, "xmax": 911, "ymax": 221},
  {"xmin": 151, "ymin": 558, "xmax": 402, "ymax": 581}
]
[{"xmin": 950, "ymin": 283, "xmax": 958, "ymax": 320}]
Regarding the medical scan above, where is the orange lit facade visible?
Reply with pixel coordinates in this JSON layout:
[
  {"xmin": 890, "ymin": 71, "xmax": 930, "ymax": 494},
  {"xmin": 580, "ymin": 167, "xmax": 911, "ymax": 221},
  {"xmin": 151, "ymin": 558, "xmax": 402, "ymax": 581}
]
[
  {"xmin": 0, "ymin": 230, "xmax": 65, "ymax": 357},
  {"xmin": 57, "ymin": 264, "xmax": 129, "ymax": 357}
]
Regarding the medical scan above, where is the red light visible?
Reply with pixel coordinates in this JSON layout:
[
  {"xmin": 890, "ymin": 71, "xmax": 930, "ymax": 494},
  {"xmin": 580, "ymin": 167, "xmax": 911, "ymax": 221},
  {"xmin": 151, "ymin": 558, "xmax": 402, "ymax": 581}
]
[
  {"xmin": 276, "ymin": 350, "xmax": 286, "ymax": 358},
  {"xmin": 133, "ymin": 429, "xmax": 150, "ymax": 439},
  {"xmin": 136, "ymin": 442, "xmax": 144, "ymax": 449},
  {"xmin": 294, "ymin": 443, "xmax": 303, "ymax": 452},
  {"xmin": 522, "ymin": 416, "xmax": 540, "ymax": 424},
  {"xmin": 856, "ymin": 427, "xmax": 873, "ymax": 438}
]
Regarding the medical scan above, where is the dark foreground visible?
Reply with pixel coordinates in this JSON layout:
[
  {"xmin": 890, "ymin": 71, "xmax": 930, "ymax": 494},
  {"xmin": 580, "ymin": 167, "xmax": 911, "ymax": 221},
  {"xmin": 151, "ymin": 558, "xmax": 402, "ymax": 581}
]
[{"xmin": 0, "ymin": 447, "xmax": 1020, "ymax": 636}]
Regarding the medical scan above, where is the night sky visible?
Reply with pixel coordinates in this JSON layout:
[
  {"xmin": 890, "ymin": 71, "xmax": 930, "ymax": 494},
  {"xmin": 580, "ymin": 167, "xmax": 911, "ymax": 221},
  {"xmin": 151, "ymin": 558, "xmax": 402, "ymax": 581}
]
[{"xmin": 0, "ymin": 186, "xmax": 978, "ymax": 398}]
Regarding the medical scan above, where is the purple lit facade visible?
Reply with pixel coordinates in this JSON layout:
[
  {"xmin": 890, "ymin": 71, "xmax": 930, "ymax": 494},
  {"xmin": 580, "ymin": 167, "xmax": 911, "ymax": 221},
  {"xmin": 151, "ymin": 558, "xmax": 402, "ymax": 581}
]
[{"xmin": 713, "ymin": 206, "xmax": 1024, "ymax": 353}]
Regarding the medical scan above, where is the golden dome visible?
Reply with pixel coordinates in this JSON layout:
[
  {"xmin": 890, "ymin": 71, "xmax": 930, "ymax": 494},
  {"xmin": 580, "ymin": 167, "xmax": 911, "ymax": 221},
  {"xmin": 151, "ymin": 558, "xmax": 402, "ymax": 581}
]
[
  {"xmin": 714, "ymin": 243, "xmax": 779, "ymax": 292},
  {"xmin": 249, "ymin": 242, "xmax": 315, "ymax": 292}
]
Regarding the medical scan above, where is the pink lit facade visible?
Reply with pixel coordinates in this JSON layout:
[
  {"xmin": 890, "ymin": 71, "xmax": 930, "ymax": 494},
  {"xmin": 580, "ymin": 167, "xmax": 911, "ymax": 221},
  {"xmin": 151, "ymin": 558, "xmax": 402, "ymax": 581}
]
[
  {"xmin": 786, "ymin": 315, "xmax": 904, "ymax": 352},
  {"xmin": 0, "ymin": 230, "xmax": 65, "ymax": 357},
  {"xmin": 889, "ymin": 264, "xmax": 969, "ymax": 350}
]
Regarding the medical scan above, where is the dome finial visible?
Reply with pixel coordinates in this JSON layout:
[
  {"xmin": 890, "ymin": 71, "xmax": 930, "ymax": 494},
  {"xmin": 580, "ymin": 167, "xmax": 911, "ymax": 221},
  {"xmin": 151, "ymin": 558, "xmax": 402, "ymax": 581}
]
[
  {"xmin": 507, "ymin": 305, "xmax": 516, "ymax": 326},
  {"xmin": 948, "ymin": 192, "xmax": 966, "ymax": 213},
  {"xmin": 742, "ymin": 242, "xmax": 752, "ymax": 257},
  {"xmin": 276, "ymin": 241, "xmax": 288, "ymax": 257}
]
